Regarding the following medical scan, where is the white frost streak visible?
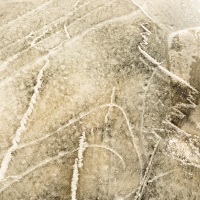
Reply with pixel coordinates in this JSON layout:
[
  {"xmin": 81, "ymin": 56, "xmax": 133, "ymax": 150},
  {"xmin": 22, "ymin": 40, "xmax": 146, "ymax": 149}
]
[
  {"xmin": 71, "ymin": 159, "xmax": 79, "ymax": 200},
  {"xmin": 104, "ymin": 87, "xmax": 115, "ymax": 124},
  {"xmin": 0, "ymin": 149, "xmax": 77, "ymax": 193},
  {"xmin": 71, "ymin": 132, "xmax": 86, "ymax": 200},
  {"xmin": 140, "ymin": 24, "xmax": 151, "ymax": 48},
  {"xmin": 148, "ymin": 170, "xmax": 174, "ymax": 183},
  {"xmin": 134, "ymin": 139, "xmax": 160, "ymax": 200},
  {"xmin": 111, "ymin": 103, "xmax": 144, "ymax": 175},
  {"xmin": 0, "ymin": 59, "xmax": 49, "ymax": 181},
  {"xmin": 78, "ymin": 132, "xmax": 86, "ymax": 168},
  {"xmin": 87, "ymin": 144, "xmax": 126, "ymax": 169},
  {"xmin": 138, "ymin": 46, "xmax": 197, "ymax": 92},
  {"xmin": 64, "ymin": 25, "xmax": 71, "ymax": 40}
]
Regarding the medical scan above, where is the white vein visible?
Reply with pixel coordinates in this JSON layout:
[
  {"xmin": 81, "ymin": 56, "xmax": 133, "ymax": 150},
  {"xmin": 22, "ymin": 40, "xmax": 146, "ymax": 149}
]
[
  {"xmin": 71, "ymin": 131, "xmax": 86, "ymax": 199},
  {"xmin": 0, "ymin": 8, "xmax": 140, "ymax": 88},
  {"xmin": 130, "ymin": 0, "xmax": 157, "ymax": 24},
  {"xmin": 140, "ymin": 68, "xmax": 157, "ymax": 139},
  {"xmin": 15, "ymin": 102, "xmax": 142, "ymax": 175},
  {"xmin": 77, "ymin": 132, "xmax": 86, "ymax": 168},
  {"xmin": 71, "ymin": 158, "xmax": 79, "ymax": 200},
  {"xmin": 64, "ymin": 25, "xmax": 71, "ymax": 39},
  {"xmin": 104, "ymin": 87, "xmax": 115, "ymax": 124},
  {"xmin": 137, "ymin": 24, "xmax": 161, "ymax": 164},
  {"xmin": 0, "ymin": 58, "xmax": 49, "ymax": 181},
  {"xmin": 138, "ymin": 46, "xmax": 198, "ymax": 93},
  {"xmin": 111, "ymin": 103, "xmax": 144, "ymax": 178},
  {"xmin": 148, "ymin": 170, "xmax": 174, "ymax": 183},
  {"xmin": 140, "ymin": 24, "xmax": 151, "ymax": 48},
  {"xmin": 0, "ymin": 0, "xmax": 93, "ymax": 55},
  {"xmin": 134, "ymin": 139, "xmax": 160, "ymax": 200},
  {"xmin": 0, "ymin": 0, "xmax": 94, "ymax": 72},
  {"xmin": 0, "ymin": 149, "xmax": 77, "ymax": 193},
  {"xmin": 166, "ymin": 153, "xmax": 200, "ymax": 170},
  {"xmin": 86, "ymin": 144, "xmax": 126, "ymax": 169},
  {"xmin": 31, "ymin": 29, "xmax": 49, "ymax": 50},
  {"xmin": 164, "ymin": 120, "xmax": 191, "ymax": 137}
]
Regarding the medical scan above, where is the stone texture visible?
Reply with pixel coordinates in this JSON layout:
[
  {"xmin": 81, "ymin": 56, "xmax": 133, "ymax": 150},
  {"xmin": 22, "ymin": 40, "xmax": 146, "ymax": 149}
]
[{"xmin": 0, "ymin": 0, "xmax": 200, "ymax": 199}]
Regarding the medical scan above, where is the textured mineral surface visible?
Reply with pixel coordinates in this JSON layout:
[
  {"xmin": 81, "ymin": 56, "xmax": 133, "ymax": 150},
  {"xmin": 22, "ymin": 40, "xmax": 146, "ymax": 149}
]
[{"xmin": 0, "ymin": 0, "xmax": 200, "ymax": 199}]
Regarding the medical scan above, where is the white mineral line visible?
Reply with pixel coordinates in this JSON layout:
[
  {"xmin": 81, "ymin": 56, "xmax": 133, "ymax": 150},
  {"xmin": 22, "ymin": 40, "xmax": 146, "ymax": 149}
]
[
  {"xmin": 14, "ymin": 102, "xmax": 141, "ymax": 172},
  {"xmin": 16, "ymin": 102, "xmax": 141, "ymax": 175},
  {"xmin": 138, "ymin": 46, "xmax": 162, "ymax": 65},
  {"xmin": 111, "ymin": 103, "xmax": 144, "ymax": 178},
  {"xmin": 64, "ymin": 25, "xmax": 71, "ymax": 39},
  {"xmin": 0, "ymin": 56, "xmax": 47, "ymax": 89},
  {"xmin": 138, "ymin": 46, "xmax": 198, "ymax": 93},
  {"xmin": 125, "ymin": 139, "xmax": 160, "ymax": 200},
  {"xmin": 0, "ymin": 58, "xmax": 49, "ymax": 181},
  {"xmin": 0, "ymin": 149, "xmax": 77, "ymax": 193},
  {"xmin": 0, "ymin": 0, "xmax": 94, "ymax": 55},
  {"xmin": 140, "ymin": 24, "xmax": 151, "ymax": 34},
  {"xmin": 16, "ymin": 104, "xmax": 111, "ymax": 151},
  {"xmin": 171, "ymin": 108, "xmax": 185, "ymax": 119},
  {"xmin": 71, "ymin": 131, "xmax": 87, "ymax": 200},
  {"xmin": 87, "ymin": 144, "xmax": 126, "ymax": 169},
  {"xmin": 124, "ymin": 186, "xmax": 140, "ymax": 199},
  {"xmin": 140, "ymin": 23, "xmax": 151, "ymax": 48},
  {"xmin": 148, "ymin": 170, "xmax": 174, "ymax": 183},
  {"xmin": 104, "ymin": 87, "xmax": 115, "ymax": 124},
  {"xmin": 134, "ymin": 139, "xmax": 161, "ymax": 200},
  {"xmin": 140, "ymin": 68, "xmax": 157, "ymax": 147},
  {"xmin": 164, "ymin": 120, "xmax": 191, "ymax": 137},
  {"xmin": 31, "ymin": 29, "xmax": 49, "ymax": 50},
  {"xmin": 0, "ymin": 0, "xmax": 93, "ymax": 72},
  {"xmin": 150, "ymin": 130, "xmax": 162, "ymax": 140},
  {"xmin": 77, "ymin": 132, "xmax": 86, "ymax": 168},
  {"xmin": 49, "ymin": 10, "xmax": 142, "ymax": 58},
  {"xmin": 71, "ymin": 158, "xmax": 79, "ymax": 200},
  {"xmin": 1, "ymin": 9, "xmax": 140, "ymax": 87}
]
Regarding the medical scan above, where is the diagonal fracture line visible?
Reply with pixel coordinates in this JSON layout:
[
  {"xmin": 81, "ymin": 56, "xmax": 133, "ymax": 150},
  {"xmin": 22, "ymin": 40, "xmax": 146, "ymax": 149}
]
[
  {"xmin": 130, "ymin": 0, "xmax": 157, "ymax": 23},
  {"xmin": 134, "ymin": 139, "xmax": 160, "ymax": 200},
  {"xmin": 0, "ymin": 149, "xmax": 77, "ymax": 193},
  {"xmin": 86, "ymin": 144, "xmax": 126, "ymax": 169},
  {"xmin": 14, "ymin": 102, "xmax": 142, "ymax": 176},
  {"xmin": 138, "ymin": 46, "xmax": 198, "ymax": 93},
  {"xmin": 0, "ymin": 0, "xmax": 94, "ymax": 55},
  {"xmin": 71, "ymin": 158, "xmax": 79, "ymax": 200},
  {"xmin": 111, "ymin": 103, "xmax": 144, "ymax": 178},
  {"xmin": 0, "ymin": 0, "xmax": 133, "ymax": 83},
  {"xmin": 139, "ymin": 68, "xmax": 157, "ymax": 147},
  {"xmin": 64, "ymin": 25, "xmax": 71, "ymax": 39},
  {"xmin": 0, "ymin": 58, "xmax": 49, "ymax": 181},
  {"xmin": 0, "ymin": 11, "xmax": 142, "ymax": 181},
  {"xmin": 104, "ymin": 87, "xmax": 115, "ymax": 124},
  {"xmin": 148, "ymin": 170, "xmax": 174, "ymax": 183}
]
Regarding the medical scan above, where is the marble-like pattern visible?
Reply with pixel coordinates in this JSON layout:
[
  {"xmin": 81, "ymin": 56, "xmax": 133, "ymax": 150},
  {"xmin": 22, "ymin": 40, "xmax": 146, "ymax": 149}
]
[{"xmin": 0, "ymin": 0, "xmax": 200, "ymax": 199}]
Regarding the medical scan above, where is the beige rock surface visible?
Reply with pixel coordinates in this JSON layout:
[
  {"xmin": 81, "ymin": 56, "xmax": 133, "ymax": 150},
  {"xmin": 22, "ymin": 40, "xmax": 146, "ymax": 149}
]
[{"xmin": 0, "ymin": 0, "xmax": 200, "ymax": 199}]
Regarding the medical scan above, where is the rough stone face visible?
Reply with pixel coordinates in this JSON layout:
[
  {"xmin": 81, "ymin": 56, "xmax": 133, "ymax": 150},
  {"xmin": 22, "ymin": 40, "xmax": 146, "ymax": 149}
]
[{"xmin": 0, "ymin": 0, "xmax": 200, "ymax": 199}]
